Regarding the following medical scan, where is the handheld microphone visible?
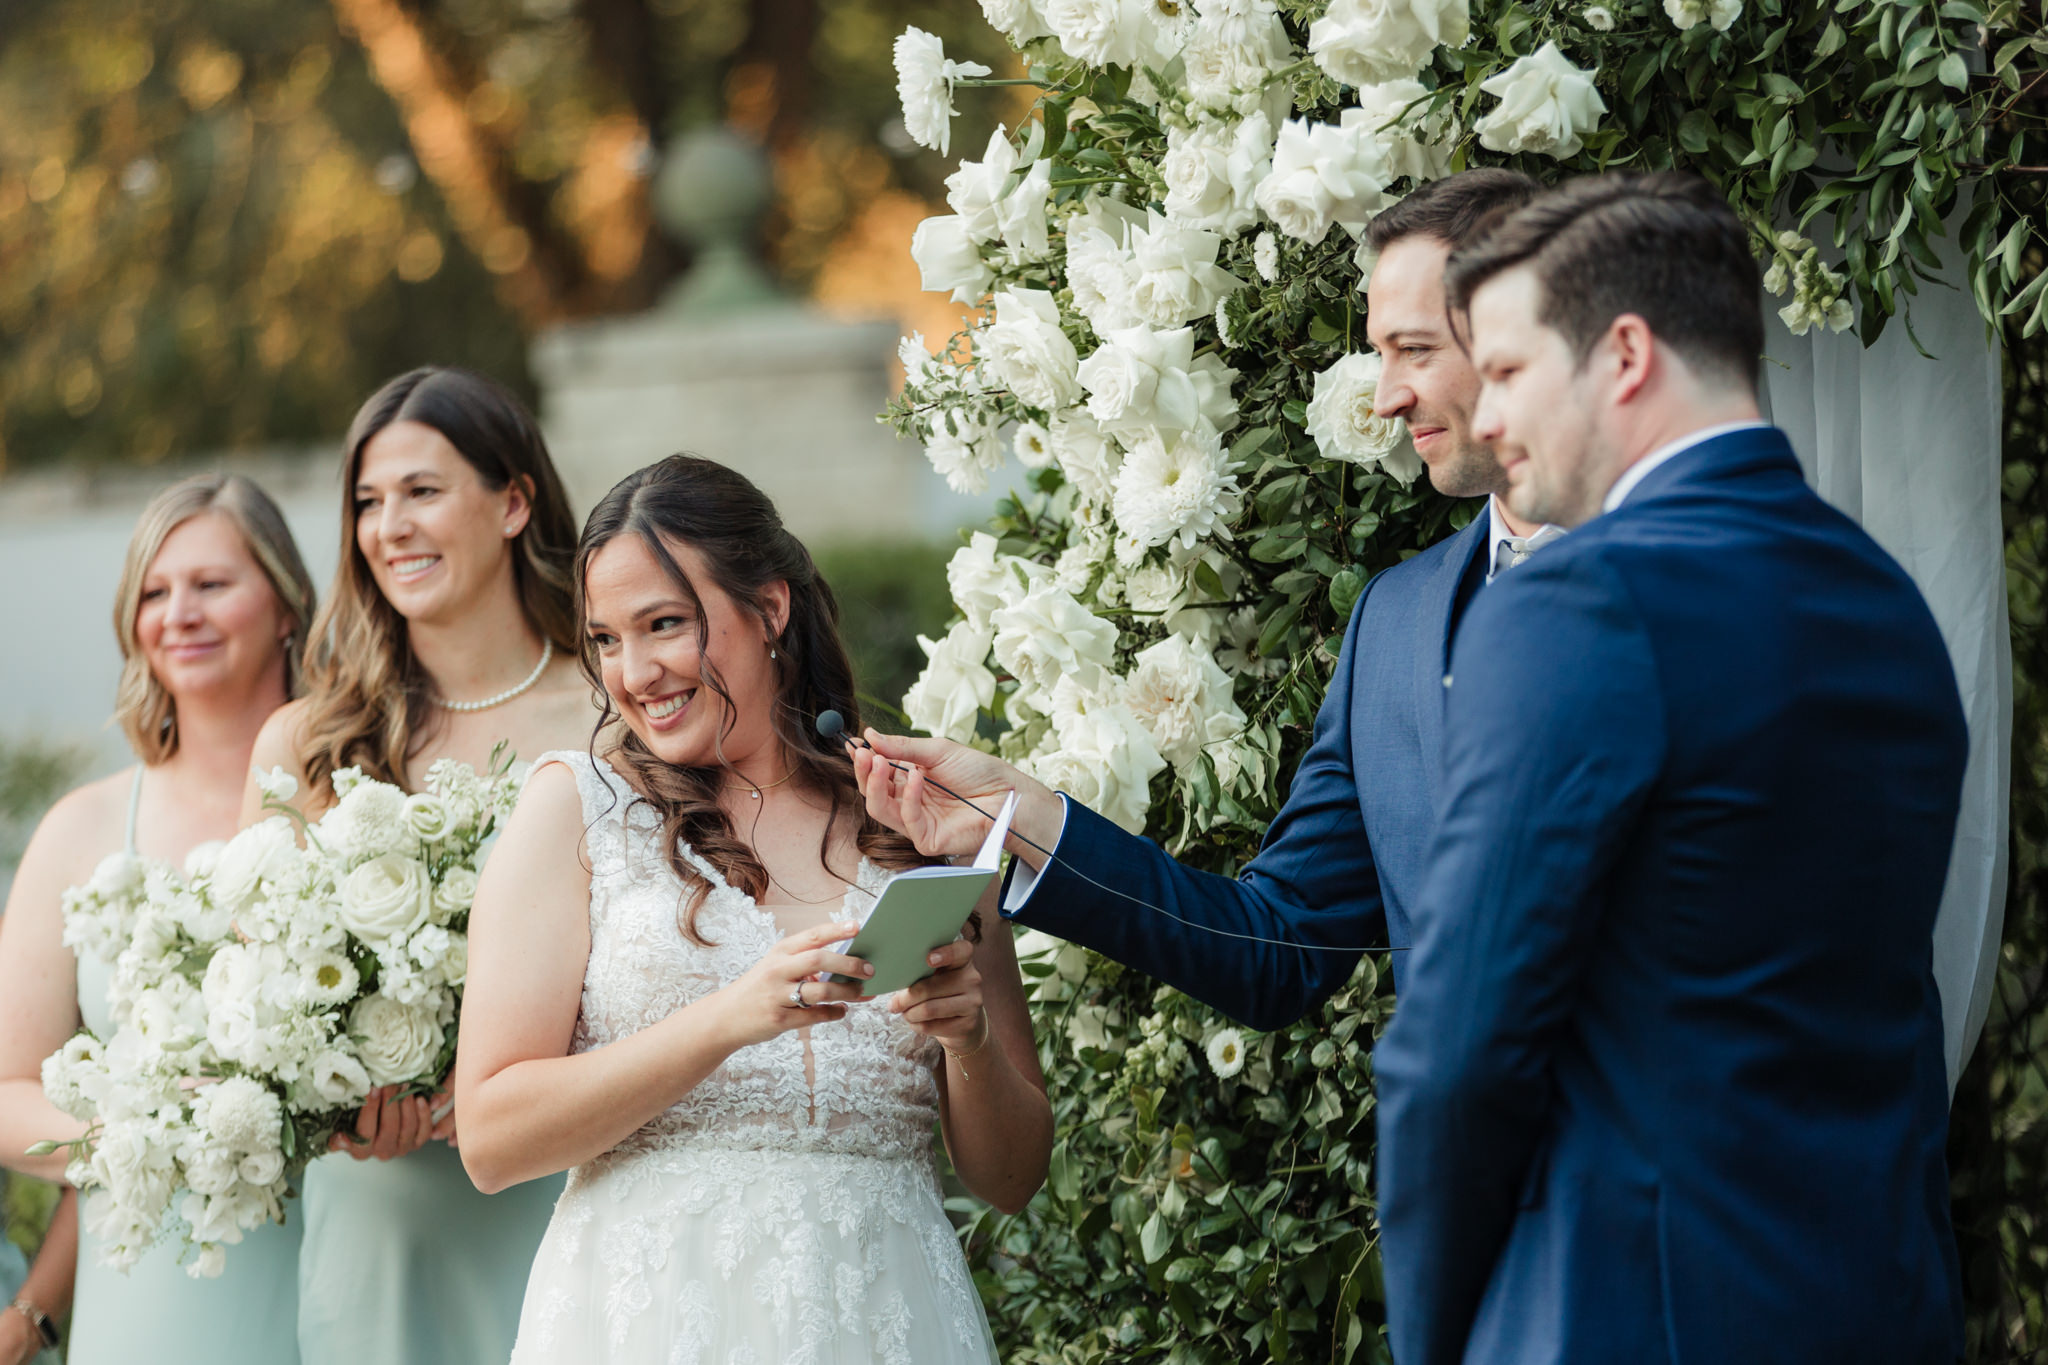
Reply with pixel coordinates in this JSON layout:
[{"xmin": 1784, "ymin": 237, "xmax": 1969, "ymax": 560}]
[{"xmin": 816, "ymin": 709, "xmax": 1401, "ymax": 956}]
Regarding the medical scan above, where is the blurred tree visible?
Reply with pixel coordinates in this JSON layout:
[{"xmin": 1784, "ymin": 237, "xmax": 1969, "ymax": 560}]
[{"xmin": 0, "ymin": 0, "xmax": 1008, "ymax": 472}]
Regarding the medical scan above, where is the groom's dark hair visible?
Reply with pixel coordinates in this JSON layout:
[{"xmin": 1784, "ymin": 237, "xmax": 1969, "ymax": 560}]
[
  {"xmin": 1443, "ymin": 172, "xmax": 1764, "ymax": 392},
  {"xmin": 1365, "ymin": 168, "xmax": 1543, "ymax": 253}
]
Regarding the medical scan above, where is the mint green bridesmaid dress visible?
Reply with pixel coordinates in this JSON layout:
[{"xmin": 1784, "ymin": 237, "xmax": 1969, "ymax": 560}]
[{"xmin": 68, "ymin": 771, "xmax": 303, "ymax": 1364}]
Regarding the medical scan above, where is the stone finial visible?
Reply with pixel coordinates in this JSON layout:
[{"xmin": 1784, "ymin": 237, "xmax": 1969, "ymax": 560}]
[{"xmin": 652, "ymin": 126, "xmax": 784, "ymax": 319}]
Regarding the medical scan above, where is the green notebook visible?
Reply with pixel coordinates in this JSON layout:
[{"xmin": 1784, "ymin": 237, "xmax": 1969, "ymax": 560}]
[{"xmin": 831, "ymin": 791, "xmax": 1018, "ymax": 997}]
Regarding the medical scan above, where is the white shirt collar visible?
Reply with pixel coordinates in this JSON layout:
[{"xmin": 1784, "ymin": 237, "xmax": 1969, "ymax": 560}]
[
  {"xmin": 1484, "ymin": 494, "xmax": 1566, "ymax": 583},
  {"xmin": 1601, "ymin": 420, "xmax": 1773, "ymax": 514}
]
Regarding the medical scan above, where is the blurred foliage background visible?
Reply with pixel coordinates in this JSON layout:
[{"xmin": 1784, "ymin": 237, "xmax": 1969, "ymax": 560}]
[{"xmin": 0, "ymin": 0, "xmax": 1018, "ymax": 473}]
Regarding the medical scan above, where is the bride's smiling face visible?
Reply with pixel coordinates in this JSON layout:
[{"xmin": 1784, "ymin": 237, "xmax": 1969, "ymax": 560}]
[{"xmin": 582, "ymin": 533, "xmax": 790, "ymax": 771}]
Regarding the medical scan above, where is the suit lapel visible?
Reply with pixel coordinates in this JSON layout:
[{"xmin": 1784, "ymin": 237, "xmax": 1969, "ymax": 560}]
[{"xmin": 1415, "ymin": 514, "xmax": 1491, "ymax": 807}]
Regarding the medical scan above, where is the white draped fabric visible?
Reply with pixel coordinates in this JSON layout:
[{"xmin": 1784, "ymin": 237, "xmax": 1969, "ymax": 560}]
[{"xmin": 1758, "ymin": 235, "xmax": 2010, "ymax": 1094}]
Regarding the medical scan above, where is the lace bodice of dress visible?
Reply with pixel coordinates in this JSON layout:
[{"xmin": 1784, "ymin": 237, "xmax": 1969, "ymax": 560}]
[{"xmin": 535, "ymin": 751, "xmax": 942, "ymax": 1168}]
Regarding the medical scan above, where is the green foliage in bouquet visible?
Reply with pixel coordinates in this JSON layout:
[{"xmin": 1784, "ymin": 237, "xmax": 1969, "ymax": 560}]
[{"xmin": 882, "ymin": 0, "xmax": 2044, "ymax": 1357}]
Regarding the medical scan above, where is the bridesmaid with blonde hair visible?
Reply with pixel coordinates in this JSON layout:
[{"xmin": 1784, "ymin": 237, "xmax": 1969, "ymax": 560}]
[
  {"xmin": 244, "ymin": 366, "xmax": 596, "ymax": 1365},
  {"xmin": 0, "ymin": 473, "xmax": 316, "ymax": 1362}
]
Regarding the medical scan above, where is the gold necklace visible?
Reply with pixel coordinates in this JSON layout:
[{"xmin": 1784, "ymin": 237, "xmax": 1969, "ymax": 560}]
[{"xmin": 723, "ymin": 770, "xmax": 796, "ymax": 800}]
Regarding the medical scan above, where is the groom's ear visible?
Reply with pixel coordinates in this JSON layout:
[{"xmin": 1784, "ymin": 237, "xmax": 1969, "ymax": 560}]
[{"xmin": 1601, "ymin": 314, "xmax": 1658, "ymax": 407}]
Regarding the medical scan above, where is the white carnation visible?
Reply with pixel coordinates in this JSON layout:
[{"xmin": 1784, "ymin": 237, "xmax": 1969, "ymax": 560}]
[
  {"xmin": 1252, "ymin": 230, "xmax": 1280, "ymax": 282},
  {"xmin": 991, "ymin": 579, "xmax": 1121, "ymax": 703},
  {"xmin": 1045, "ymin": 0, "xmax": 1176, "ymax": 68},
  {"xmin": 1077, "ymin": 326, "xmax": 1240, "ymax": 439},
  {"xmin": 1123, "ymin": 635, "xmax": 1247, "ymax": 771},
  {"xmin": 1127, "ymin": 212, "xmax": 1247, "ymax": 330},
  {"xmin": 910, "ymin": 214, "xmax": 994, "ymax": 304},
  {"xmin": 904, "ymin": 621, "xmax": 999, "ymax": 743},
  {"xmin": 893, "ymin": 27, "xmax": 992, "ymax": 157},
  {"xmin": 338, "ymin": 853, "xmax": 432, "ymax": 943},
  {"xmin": 1308, "ymin": 0, "xmax": 1469, "ymax": 87},
  {"xmin": 1254, "ymin": 111, "xmax": 1395, "ymax": 245},
  {"xmin": 348, "ymin": 993, "xmax": 443, "ymax": 1087},
  {"xmin": 1162, "ymin": 113, "xmax": 1274, "ymax": 236},
  {"xmin": 1305, "ymin": 351, "xmax": 1423, "ymax": 483},
  {"xmin": 1111, "ymin": 425, "xmax": 1245, "ymax": 552},
  {"xmin": 985, "ymin": 289, "xmax": 1083, "ymax": 411},
  {"xmin": 1475, "ymin": 42, "xmax": 1608, "ymax": 160}
]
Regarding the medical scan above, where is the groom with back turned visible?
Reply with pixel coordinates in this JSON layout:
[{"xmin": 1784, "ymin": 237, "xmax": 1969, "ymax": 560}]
[{"xmin": 1373, "ymin": 172, "xmax": 1966, "ymax": 1364}]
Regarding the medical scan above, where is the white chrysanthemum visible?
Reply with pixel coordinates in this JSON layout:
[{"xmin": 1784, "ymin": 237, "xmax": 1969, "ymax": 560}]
[
  {"xmin": 1353, "ymin": 80, "xmax": 1458, "ymax": 183},
  {"xmin": 1015, "ymin": 421, "xmax": 1056, "ymax": 470},
  {"xmin": 1127, "ymin": 212, "xmax": 1247, "ymax": 330},
  {"xmin": 1254, "ymin": 111, "xmax": 1395, "ymax": 245},
  {"xmin": 1205, "ymin": 1026, "xmax": 1247, "ymax": 1077},
  {"xmin": 991, "ymin": 579, "xmax": 1122, "ymax": 702},
  {"xmin": 1123, "ymin": 634, "xmax": 1248, "ymax": 770},
  {"xmin": 193, "ymin": 1076, "xmax": 283, "ymax": 1154},
  {"xmin": 1664, "ymin": 0, "xmax": 1741, "ymax": 28},
  {"xmin": 893, "ymin": 27, "xmax": 992, "ymax": 156},
  {"xmin": 1305, "ymin": 351, "xmax": 1422, "ymax": 483},
  {"xmin": 1309, "ymin": 0, "xmax": 1469, "ymax": 87},
  {"xmin": 303, "ymin": 951, "xmax": 360, "ymax": 1008},
  {"xmin": 1111, "ymin": 426, "xmax": 1245, "ymax": 551},
  {"xmin": 985, "ymin": 288, "xmax": 1083, "ymax": 411},
  {"xmin": 322, "ymin": 780, "xmax": 410, "ymax": 861},
  {"xmin": 904, "ymin": 621, "xmax": 998, "ymax": 743},
  {"xmin": 925, "ymin": 409, "xmax": 1006, "ymax": 495},
  {"xmin": 1475, "ymin": 43, "xmax": 1608, "ymax": 160}
]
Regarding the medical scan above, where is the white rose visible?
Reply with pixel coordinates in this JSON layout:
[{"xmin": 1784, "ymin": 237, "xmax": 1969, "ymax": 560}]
[
  {"xmin": 438, "ymin": 932, "xmax": 468, "ymax": 988},
  {"xmin": 1308, "ymin": 0, "xmax": 1469, "ymax": 86},
  {"xmin": 893, "ymin": 27, "xmax": 992, "ymax": 156},
  {"xmin": 1163, "ymin": 113, "xmax": 1274, "ymax": 236},
  {"xmin": 338, "ymin": 853, "xmax": 432, "ymax": 943},
  {"xmin": 1475, "ymin": 42, "xmax": 1608, "ymax": 160},
  {"xmin": 310, "ymin": 1048, "xmax": 373, "ymax": 1107},
  {"xmin": 1077, "ymin": 326, "xmax": 1240, "ymax": 439},
  {"xmin": 1124, "ymin": 635, "xmax": 1248, "ymax": 771},
  {"xmin": 433, "ymin": 864, "xmax": 480, "ymax": 917},
  {"xmin": 1029, "ymin": 700, "xmax": 1168, "ymax": 833},
  {"xmin": 348, "ymin": 993, "xmax": 442, "ymax": 1087},
  {"xmin": 1254, "ymin": 111, "xmax": 1395, "ymax": 245},
  {"xmin": 402, "ymin": 793, "xmax": 451, "ymax": 842},
  {"xmin": 946, "ymin": 130, "xmax": 1019, "ymax": 243},
  {"xmin": 209, "ymin": 818, "xmax": 299, "ymax": 909},
  {"xmin": 1127, "ymin": 213, "xmax": 1246, "ymax": 331},
  {"xmin": 991, "ymin": 580, "xmax": 1121, "ymax": 703},
  {"xmin": 903, "ymin": 621, "xmax": 998, "ymax": 743},
  {"xmin": 1352, "ymin": 80, "xmax": 1457, "ymax": 183},
  {"xmin": 1664, "ymin": 0, "xmax": 1741, "ymax": 29},
  {"xmin": 238, "ymin": 1149, "xmax": 286, "ymax": 1187},
  {"xmin": 910, "ymin": 214, "xmax": 994, "ymax": 304},
  {"xmin": 985, "ymin": 289, "xmax": 1083, "ymax": 411},
  {"xmin": 182, "ymin": 1147, "xmax": 240, "ymax": 1197},
  {"xmin": 1305, "ymin": 351, "xmax": 1423, "ymax": 482},
  {"xmin": 1111, "ymin": 425, "xmax": 1245, "ymax": 552},
  {"xmin": 1050, "ymin": 410, "xmax": 1124, "ymax": 507},
  {"xmin": 1180, "ymin": 11, "xmax": 1294, "ymax": 120},
  {"xmin": 981, "ymin": 0, "xmax": 1054, "ymax": 43},
  {"xmin": 946, "ymin": 532, "xmax": 1012, "ymax": 630},
  {"xmin": 202, "ymin": 943, "xmax": 268, "ymax": 1063}
]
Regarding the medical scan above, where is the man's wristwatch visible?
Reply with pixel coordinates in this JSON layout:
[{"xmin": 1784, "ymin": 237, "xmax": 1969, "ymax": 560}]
[{"xmin": 6, "ymin": 1299, "xmax": 58, "ymax": 1351}]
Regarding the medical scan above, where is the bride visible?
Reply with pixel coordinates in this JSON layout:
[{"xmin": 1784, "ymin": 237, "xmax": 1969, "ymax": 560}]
[{"xmin": 455, "ymin": 454, "xmax": 1051, "ymax": 1362}]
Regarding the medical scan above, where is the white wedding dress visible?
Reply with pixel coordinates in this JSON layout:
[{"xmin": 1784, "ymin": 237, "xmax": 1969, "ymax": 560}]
[{"xmin": 509, "ymin": 752, "xmax": 1000, "ymax": 1365}]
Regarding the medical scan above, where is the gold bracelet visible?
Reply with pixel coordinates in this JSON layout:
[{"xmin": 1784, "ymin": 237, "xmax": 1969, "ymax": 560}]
[{"xmin": 942, "ymin": 1008, "xmax": 992, "ymax": 1078}]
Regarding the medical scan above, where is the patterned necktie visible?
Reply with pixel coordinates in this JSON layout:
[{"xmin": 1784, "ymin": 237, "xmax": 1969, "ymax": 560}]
[{"xmin": 1493, "ymin": 525, "xmax": 1564, "ymax": 578}]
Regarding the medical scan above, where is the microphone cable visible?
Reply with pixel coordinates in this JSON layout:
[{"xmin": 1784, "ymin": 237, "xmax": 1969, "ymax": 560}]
[{"xmin": 815, "ymin": 710, "xmax": 1404, "ymax": 956}]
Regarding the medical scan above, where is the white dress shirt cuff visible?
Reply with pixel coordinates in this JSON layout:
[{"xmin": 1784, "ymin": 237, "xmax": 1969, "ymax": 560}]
[{"xmin": 1000, "ymin": 793, "xmax": 1071, "ymax": 914}]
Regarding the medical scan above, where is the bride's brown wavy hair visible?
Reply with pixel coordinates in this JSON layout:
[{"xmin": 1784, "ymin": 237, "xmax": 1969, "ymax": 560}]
[
  {"xmin": 577, "ymin": 455, "xmax": 929, "ymax": 943},
  {"xmin": 296, "ymin": 367, "xmax": 579, "ymax": 798}
]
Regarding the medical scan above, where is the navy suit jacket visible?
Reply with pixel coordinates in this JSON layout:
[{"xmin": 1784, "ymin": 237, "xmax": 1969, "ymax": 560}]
[
  {"xmin": 1376, "ymin": 426, "xmax": 1966, "ymax": 1365},
  {"xmin": 1002, "ymin": 512, "xmax": 1493, "ymax": 1030}
]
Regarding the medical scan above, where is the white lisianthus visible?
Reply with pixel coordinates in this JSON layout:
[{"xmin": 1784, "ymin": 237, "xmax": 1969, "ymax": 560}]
[
  {"xmin": 1162, "ymin": 114, "xmax": 1274, "ymax": 236},
  {"xmin": 238, "ymin": 1149, "xmax": 286, "ymax": 1187},
  {"xmin": 338, "ymin": 853, "xmax": 432, "ymax": 943},
  {"xmin": 1584, "ymin": 4, "xmax": 1616, "ymax": 26},
  {"xmin": 402, "ymin": 794, "xmax": 451, "ymax": 843},
  {"xmin": 329, "ymin": 767, "xmax": 367, "ymax": 800},
  {"xmin": 1309, "ymin": 0, "xmax": 1469, "ymax": 87},
  {"xmin": 1205, "ymin": 1026, "xmax": 1248, "ymax": 1077},
  {"xmin": 991, "ymin": 579, "xmax": 1121, "ymax": 702},
  {"xmin": 1305, "ymin": 352, "xmax": 1423, "ymax": 483},
  {"xmin": 1123, "ymin": 635, "xmax": 1248, "ymax": 771},
  {"xmin": 42, "ymin": 1033, "xmax": 105, "ymax": 1120},
  {"xmin": 946, "ymin": 532, "xmax": 1014, "ymax": 630},
  {"xmin": 1111, "ymin": 426, "xmax": 1245, "ymax": 551},
  {"xmin": 182, "ymin": 840, "xmax": 225, "ymax": 882},
  {"xmin": 904, "ymin": 621, "xmax": 999, "ymax": 742},
  {"xmin": 210, "ymin": 818, "xmax": 300, "ymax": 910},
  {"xmin": 985, "ymin": 289, "xmax": 1084, "ymax": 411},
  {"xmin": 910, "ymin": 214, "xmax": 995, "ymax": 304},
  {"xmin": 310, "ymin": 1048, "xmax": 373, "ymax": 1107},
  {"xmin": 1077, "ymin": 326, "xmax": 1240, "ymax": 439},
  {"xmin": 1127, "ymin": 213, "xmax": 1247, "ymax": 330},
  {"xmin": 893, "ymin": 27, "xmax": 993, "ymax": 156},
  {"xmin": 1476, "ymin": 42, "xmax": 1608, "ymax": 160},
  {"xmin": 1254, "ymin": 112, "xmax": 1395, "ymax": 245},
  {"xmin": 1014, "ymin": 421, "xmax": 1056, "ymax": 470},
  {"xmin": 1049, "ymin": 409, "xmax": 1124, "ymax": 507},
  {"xmin": 1352, "ymin": 80, "xmax": 1458, "ymax": 183},
  {"xmin": 433, "ymin": 864, "xmax": 480, "ymax": 917},
  {"xmin": 1028, "ymin": 700, "xmax": 1168, "ymax": 833},
  {"xmin": 89, "ymin": 850, "xmax": 147, "ymax": 901},
  {"xmin": 192, "ymin": 1076, "xmax": 283, "ymax": 1154},
  {"xmin": 348, "ymin": 993, "xmax": 442, "ymax": 1087},
  {"xmin": 1664, "ymin": 0, "xmax": 1741, "ymax": 28},
  {"xmin": 924, "ymin": 408, "xmax": 1007, "ymax": 495}
]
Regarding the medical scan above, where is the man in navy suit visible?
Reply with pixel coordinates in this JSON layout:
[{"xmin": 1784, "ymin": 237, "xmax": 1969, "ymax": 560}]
[
  {"xmin": 1372, "ymin": 173, "xmax": 1966, "ymax": 1364},
  {"xmin": 848, "ymin": 169, "xmax": 1554, "ymax": 1029}
]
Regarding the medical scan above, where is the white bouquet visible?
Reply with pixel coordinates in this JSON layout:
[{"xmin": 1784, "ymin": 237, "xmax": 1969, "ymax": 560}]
[{"xmin": 39, "ymin": 753, "xmax": 519, "ymax": 1276}]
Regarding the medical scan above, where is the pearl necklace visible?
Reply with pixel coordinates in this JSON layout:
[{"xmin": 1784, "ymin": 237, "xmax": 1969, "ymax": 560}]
[{"xmin": 435, "ymin": 640, "xmax": 553, "ymax": 713}]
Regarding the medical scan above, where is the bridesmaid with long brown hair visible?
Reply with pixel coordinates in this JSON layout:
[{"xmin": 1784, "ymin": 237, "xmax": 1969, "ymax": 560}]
[{"xmin": 243, "ymin": 367, "xmax": 596, "ymax": 1365}]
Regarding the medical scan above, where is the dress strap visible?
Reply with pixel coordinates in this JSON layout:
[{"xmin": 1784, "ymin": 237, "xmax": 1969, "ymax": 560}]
[{"xmin": 124, "ymin": 765, "xmax": 144, "ymax": 855}]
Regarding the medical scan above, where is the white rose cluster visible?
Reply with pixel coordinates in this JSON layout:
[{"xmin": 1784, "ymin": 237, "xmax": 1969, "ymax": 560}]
[{"xmin": 42, "ymin": 755, "xmax": 515, "ymax": 1277}]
